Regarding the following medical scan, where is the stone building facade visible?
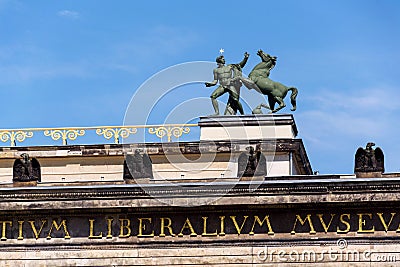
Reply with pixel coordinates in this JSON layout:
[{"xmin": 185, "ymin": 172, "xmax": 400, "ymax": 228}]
[{"xmin": 0, "ymin": 115, "xmax": 399, "ymax": 266}]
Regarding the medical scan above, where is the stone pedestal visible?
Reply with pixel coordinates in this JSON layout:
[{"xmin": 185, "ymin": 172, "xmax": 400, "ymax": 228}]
[
  {"xmin": 198, "ymin": 114, "xmax": 298, "ymax": 141},
  {"xmin": 13, "ymin": 181, "xmax": 37, "ymax": 187},
  {"xmin": 196, "ymin": 114, "xmax": 302, "ymax": 178},
  {"xmin": 355, "ymin": 171, "xmax": 383, "ymax": 178}
]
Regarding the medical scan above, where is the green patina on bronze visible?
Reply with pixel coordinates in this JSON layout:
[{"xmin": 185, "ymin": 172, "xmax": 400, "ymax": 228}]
[
  {"xmin": 239, "ymin": 50, "xmax": 298, "ymax": 113},
  {"xmin": 205, "ymin": 49, "xmax": 298, "ymax": 115},
  {"xmin": 205, "ymin": 52, "xmax": 249, "ymax": 116}
]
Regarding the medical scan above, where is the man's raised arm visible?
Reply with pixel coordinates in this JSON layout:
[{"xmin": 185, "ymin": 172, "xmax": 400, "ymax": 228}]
[{"xmin": 238, "ymin": 52, "xmax": 250, "ymax": 68}]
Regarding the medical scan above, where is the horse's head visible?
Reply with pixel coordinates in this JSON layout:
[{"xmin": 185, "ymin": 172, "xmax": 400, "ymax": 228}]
[{"xmin": 257, "ymin": 50, "xmax": 277, "ymax": 67}]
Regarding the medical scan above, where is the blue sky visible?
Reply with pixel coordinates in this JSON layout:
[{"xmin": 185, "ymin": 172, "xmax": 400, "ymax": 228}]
[{"xmin": 0, "ymin": 0, "xmax": 399, "ymax": 174}]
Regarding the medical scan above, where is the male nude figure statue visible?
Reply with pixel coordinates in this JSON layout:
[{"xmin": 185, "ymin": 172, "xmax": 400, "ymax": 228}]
[{"xmin": 205, "ymin": 52, "xmax": 249, "ymax": 115}]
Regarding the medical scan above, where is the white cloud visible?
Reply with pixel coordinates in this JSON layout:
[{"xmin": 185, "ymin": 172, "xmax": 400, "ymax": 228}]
[
  {"xmin": 299, "ymin": 86, "xmax": 400, "ymax": 141},
  {"xmin": 306, "ymin": 87, "xmax": 400, "ymax": 111},
  {"xmin": 296, "ymin": 86, "xmax": 400, "ymax": 173},
  {"xmin": 57, "ymin": 10, "xmax": 80, "ymax": 20}
]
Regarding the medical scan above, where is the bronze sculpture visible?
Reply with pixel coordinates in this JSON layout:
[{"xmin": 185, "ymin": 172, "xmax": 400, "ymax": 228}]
[
  {"xmin": 13, "ymin": 153, "xmax": 41, "ymax": 182},
  {"xmin": 205, "ymin": 52, "xmax": 249, "ymax": 115},
  {"xmin": 237, "ymin": 144, "xmax": 267, "ymax": 177},
  {"xmin": 237, "ymin": 50, "xmax": 298, "ymax": 113},
  {"xmin": 124, "ymin": 149, "xmax": 153, "ymax": 179},
  {"xmin": 355, "ymin": 142, "xmax": 384, "ymax": 173},
  {"xmin": 252, "ymin": 103, "xmax": 270, "ymax": 114},
  {"xmin": 205, "ymin": 49, "xmax": 298, "ymax": 115}
]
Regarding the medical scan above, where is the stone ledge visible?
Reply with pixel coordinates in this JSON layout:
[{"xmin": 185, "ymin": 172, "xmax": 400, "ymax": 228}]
[
  {"xmin": 198, "ymin": 114, "xmax": 297, "ymax": 134},
  {"xmin": 0, "ymin": 139, "xmax": 307, "ymax": 157},
  {"xmin": 199, "ymin": 114, "xmax": 298, "ymax": 140},
  {"xmin": 0, "ymin": 178, "xmax": 399, "ymax": 210}
]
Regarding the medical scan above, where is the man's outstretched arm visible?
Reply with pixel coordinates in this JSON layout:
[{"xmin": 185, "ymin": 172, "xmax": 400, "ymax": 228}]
[{"xmin": 205, "ymin": 69, "xmax": 218, "ymax": 87}]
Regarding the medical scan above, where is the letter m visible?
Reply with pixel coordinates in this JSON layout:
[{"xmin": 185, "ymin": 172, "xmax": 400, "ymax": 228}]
[{"xmin": 291, "ymin": 214, "xmax": 316, "ymax": 235}]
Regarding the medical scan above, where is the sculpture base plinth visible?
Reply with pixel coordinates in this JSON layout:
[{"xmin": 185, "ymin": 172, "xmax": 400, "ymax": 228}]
[
  {"xmin": 198, "ymin": 114, "xmax": 297, "ymax": 141},
  {"xmin": 124, "ymin": 178, "xmax": 152, "ymax": 184},
  {"xmin": 355, "ymin": 171, "xmax": 383, "ymax": 178},
  {"xmin": 13, "ymin": 181, "xmax": 37, "ymax": 187}
]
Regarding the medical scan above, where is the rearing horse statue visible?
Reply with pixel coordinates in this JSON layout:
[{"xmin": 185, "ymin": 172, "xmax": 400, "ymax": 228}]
[{"xmin": 238, "ymin": 50, "xmax": 298, "ymax": 113}]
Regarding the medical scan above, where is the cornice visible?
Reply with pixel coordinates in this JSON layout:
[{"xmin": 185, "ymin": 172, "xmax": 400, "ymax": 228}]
[{"xmin": 0, "ymin": 178, "xmax": 399, "ymax": 202}]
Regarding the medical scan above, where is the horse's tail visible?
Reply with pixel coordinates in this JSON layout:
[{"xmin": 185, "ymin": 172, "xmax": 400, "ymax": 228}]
[{"xmin": 288, "ymin": 87, "xmax": 298, "ymax": 111}]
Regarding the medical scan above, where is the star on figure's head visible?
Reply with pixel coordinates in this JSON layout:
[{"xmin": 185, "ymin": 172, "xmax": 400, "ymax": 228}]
[{"xmin": 219, "ymin": 48, "xmax": 224, "ymax": 55}]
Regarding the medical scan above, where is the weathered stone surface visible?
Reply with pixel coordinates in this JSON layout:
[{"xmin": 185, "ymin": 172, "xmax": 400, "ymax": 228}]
[
  {"xmin": 199, "ymin": 114, "xmax": 298, "ymax": 141},
  {"xmin": 0, "ymin": 120, "xmax": 398, "ymax": 266},
  {"xmin": 0, "ymin": 243, "xmax": 399, "ymax": 266},
  {"xmin": 0, "ymin": 139, "xmax": 313, "ymax": 184}
]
